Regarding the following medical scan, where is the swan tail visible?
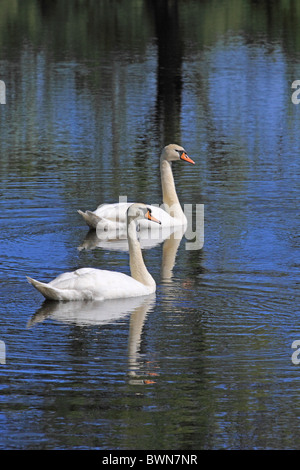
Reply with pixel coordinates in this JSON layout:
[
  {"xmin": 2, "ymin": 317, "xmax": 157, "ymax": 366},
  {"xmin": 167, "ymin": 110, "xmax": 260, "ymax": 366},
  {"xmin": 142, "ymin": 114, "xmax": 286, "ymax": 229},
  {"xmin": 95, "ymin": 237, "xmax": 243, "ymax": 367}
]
[
  {"xmin": 77, "ymin": 210, "xmax": 101, "ymax": 229},
  {"xmin": 26, "ymin": 276, "xmax": 67, "ymax": 301}
]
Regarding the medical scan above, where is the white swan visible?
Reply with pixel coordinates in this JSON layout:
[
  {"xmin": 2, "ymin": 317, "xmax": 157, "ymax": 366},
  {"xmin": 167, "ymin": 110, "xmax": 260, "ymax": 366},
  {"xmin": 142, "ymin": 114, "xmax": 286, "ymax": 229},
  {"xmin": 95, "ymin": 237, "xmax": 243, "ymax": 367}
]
[
  {"xmin": 78, "ymin": 144, "xmax": 195, "ymax": 231},
  {"xmin": 26, "ymin": 203, "xmax": 161, "ymax": 301}
]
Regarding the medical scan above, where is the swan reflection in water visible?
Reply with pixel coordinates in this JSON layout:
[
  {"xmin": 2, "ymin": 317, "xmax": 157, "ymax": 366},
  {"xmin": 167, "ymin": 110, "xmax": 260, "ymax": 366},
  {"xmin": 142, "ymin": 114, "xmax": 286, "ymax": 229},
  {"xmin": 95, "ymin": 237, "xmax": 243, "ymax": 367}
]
[
  {"xmin": 27, "ymin": 294, "xmax": 157, "ymax": 385},
  {"xmin": 27, "ymin": 226, "xmax": 185, "ymax": 384},
  {"xmin": 78, "ymin": 223, "xmax": 186, "ymax": 254}
]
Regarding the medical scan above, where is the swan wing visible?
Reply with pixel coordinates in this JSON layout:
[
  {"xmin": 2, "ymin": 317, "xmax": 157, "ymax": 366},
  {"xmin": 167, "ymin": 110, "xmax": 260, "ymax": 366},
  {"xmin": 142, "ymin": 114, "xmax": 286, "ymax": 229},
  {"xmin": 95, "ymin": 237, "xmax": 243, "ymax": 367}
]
[
  {"xmin": 78, "ymin": 203, "xmax": 132, "ymax": 229},
  {"xmin": 94, "ymin": 203, "xmax": 182, "ymax": 227},
  {"xmin": 93, "ymin": 202, "xmax": 132, "ymax": 222},
  {"xmin": 27, "ymin": 268, "xmax": 153, "ymax": 301},
  {"xmin": 79, "ymin": 202, "xmax": 185, "ymax": 230}
]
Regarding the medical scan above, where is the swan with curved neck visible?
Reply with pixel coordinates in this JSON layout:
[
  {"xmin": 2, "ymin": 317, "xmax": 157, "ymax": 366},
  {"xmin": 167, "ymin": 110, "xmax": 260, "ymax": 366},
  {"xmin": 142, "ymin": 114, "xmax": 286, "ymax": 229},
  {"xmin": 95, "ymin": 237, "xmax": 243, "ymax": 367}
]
[
  {"xmin": 78, "ymin": 144, "xmax": 195, "ymax": 231},
  {"xmin": 27, "ymin": 204, "xmax": 160, "ymax": 301}
]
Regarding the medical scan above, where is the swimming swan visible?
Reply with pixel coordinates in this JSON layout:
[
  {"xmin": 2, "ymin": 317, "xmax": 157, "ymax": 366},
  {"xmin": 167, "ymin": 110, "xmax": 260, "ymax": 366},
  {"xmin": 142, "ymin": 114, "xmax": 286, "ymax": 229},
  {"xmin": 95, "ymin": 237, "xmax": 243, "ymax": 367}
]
[
  {"xmin": 27, "ymin": 204, "xmax": 161, "ymax": 301},
  {"xmin": 78, "ymin": 144, "xmax": 195, "ymax": 231}
]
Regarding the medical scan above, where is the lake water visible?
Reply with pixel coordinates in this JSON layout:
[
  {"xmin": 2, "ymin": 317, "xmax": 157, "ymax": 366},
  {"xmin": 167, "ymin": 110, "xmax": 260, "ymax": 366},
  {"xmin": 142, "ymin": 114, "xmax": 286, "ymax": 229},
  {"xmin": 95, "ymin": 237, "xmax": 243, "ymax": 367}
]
[{"xmin": 0, "ymin": 0, "xmax": 299, "ymax": 450}]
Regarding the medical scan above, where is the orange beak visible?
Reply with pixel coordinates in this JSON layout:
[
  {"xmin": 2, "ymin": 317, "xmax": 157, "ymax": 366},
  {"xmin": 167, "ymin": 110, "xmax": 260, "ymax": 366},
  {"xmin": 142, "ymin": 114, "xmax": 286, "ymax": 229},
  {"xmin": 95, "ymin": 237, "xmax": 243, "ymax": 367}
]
[
  {"xmin": 146, "ymin": 210, "xmax": 161, "ymax": 225},
  {"xmin": 180, "ymin": 152, "xmax": 195, "ymax": 164}
]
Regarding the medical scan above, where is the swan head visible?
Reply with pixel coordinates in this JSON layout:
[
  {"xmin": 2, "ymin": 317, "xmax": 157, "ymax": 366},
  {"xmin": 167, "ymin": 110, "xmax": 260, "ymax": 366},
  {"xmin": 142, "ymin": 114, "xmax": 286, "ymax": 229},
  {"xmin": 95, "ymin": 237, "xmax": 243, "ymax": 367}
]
[
  {"xmin": 127, "ymin": 203, "xmax": 161, "ymax": 226},
  {"xmin": 161, "ymin": 144, "xmax": 195, "ymax": 165}
]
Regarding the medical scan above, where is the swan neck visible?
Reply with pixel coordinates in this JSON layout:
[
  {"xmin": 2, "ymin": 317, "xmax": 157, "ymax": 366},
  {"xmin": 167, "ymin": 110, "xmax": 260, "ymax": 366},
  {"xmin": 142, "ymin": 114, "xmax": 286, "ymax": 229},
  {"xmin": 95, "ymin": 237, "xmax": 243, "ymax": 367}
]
[
  {"xmin": 160, "ymin": 157, "xmax": 186, "ymax": 221},
  {"xmin": 127, "ymin": 220, "xmax": 156, "ymax": 289}
]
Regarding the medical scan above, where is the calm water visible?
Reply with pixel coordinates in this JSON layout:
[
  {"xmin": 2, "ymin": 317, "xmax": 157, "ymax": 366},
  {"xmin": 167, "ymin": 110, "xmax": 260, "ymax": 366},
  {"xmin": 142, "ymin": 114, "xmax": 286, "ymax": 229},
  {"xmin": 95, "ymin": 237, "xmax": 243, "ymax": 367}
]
[{"xmin": 0, "ymin": 0, "xmax": 299, "ymax": 450}]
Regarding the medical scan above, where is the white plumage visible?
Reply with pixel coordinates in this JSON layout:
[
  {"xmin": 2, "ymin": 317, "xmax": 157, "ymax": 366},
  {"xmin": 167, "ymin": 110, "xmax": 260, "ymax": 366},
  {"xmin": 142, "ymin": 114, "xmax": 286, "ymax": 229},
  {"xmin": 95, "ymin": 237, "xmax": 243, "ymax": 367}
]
[
  {"xmin": 27, "ymin": 204, "xmax": 160, "ymax": 301},
  {"xmin": 78, "ymin": 144, "xmax": 195, "ymax": 231}
]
